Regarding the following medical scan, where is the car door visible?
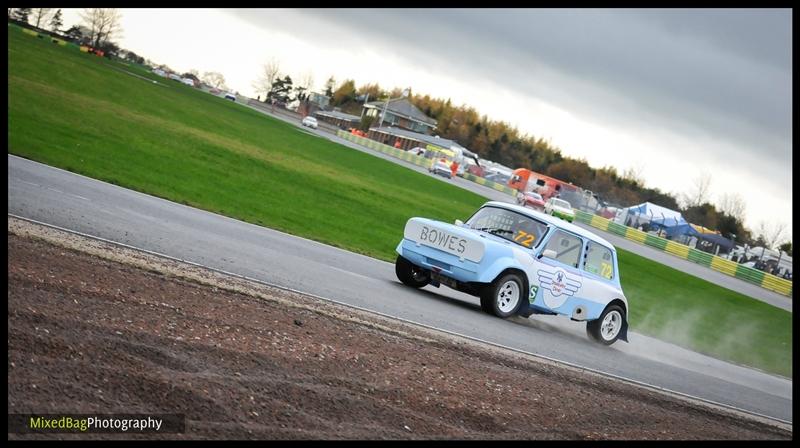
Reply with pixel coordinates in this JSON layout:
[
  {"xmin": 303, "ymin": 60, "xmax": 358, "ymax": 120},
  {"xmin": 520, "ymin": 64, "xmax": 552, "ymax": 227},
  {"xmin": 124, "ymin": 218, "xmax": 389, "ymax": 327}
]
[{"xmin": 529, "ymin": 229, "xmax": 585, "ymax": 312}]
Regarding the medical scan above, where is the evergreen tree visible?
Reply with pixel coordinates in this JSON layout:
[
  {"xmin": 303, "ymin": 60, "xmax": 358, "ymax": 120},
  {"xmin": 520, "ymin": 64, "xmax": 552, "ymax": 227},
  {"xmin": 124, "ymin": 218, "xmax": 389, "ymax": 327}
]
[
  {"xmin": 11, "ymin": 8, "xmax": 31, "ymax": 23},
  {"xmin": 324, "ymin": 76, "xmax": 336, "ymax": 97},
  {"xmin": 49, "ymin": 9, "xmax": 63, "ymax": 33},
  {"xmin": 269, "ymin": 75, "xmax": 294, "ymax": 103}
]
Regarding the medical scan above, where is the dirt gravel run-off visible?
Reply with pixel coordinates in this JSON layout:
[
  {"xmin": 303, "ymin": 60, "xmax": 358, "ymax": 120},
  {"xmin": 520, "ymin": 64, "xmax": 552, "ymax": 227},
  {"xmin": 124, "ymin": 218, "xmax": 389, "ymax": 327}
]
[{"xmin": 7, "ymin": 217, "xmax": 791, "ymax": 440}]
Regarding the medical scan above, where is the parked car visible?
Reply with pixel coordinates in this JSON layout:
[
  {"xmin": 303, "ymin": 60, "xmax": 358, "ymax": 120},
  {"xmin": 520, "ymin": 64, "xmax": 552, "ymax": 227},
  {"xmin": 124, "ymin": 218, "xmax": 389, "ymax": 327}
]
[
  {"xmin": 517, "ymin": 191, "xmax": 546, "ymax": 211},
  {"xmin": 544, "ymin": 197, "xmax": 575, "ymax": 222},
  {"xmin": 394, "ymin": 201, "xmax": 629, "ymax": 345},
  {"xmin": 484, "ymin": 171, "xmax": 511, "ymax": 184},
  {"xmin": 181, "ymin": 78, "xmax": 195, "ymax": 87},
  {"xmin": 224, "ymin": 93, "xmax": 236, "ymax": 101},
  {"xmin": 152, "ymin": 68, "xmax": 167, "ymax": 77},
  {"xmin": 301, "ymin": 116, "xmax": 318, "ymax": 129},
  {"xmin": 168, "ymin": 73, "xmax": 182, "ymax": 81},
  {"xmin": 429, "ymin": 158, "xmax": 453, "ymax": 179}
]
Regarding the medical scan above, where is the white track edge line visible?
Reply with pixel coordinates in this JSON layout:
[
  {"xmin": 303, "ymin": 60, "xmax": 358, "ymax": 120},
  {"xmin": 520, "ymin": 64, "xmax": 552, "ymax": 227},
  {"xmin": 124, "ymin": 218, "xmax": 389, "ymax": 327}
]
[{"xmin": 7, "ymin": 212, "xmax": 792, "ymax": 429}]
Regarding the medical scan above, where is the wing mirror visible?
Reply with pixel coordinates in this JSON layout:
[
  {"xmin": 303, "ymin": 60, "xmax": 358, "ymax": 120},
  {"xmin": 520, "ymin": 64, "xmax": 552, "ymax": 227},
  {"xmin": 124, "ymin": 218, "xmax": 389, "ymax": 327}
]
[
  {"xmin": 538, "ymin": 249, "xmax": 558, "ymax": 259},
  {"xmin": 454, "ymin": 219, "xmax": 465, "ymax": 227}
]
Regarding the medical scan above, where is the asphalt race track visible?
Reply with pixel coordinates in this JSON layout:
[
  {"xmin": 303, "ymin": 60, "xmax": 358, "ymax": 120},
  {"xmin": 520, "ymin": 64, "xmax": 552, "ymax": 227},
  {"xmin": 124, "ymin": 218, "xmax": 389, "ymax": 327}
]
[{"xmin": 7, "ymin": 154, "xmax": 793, "ymax": 423}]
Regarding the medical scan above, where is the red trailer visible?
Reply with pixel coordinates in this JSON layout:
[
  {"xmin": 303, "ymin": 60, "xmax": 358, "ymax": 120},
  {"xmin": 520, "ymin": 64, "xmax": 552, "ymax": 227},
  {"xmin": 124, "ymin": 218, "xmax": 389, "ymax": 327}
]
[{"xmin": 508, "ymin": 168, "xmax": 579, "ymax": 201}]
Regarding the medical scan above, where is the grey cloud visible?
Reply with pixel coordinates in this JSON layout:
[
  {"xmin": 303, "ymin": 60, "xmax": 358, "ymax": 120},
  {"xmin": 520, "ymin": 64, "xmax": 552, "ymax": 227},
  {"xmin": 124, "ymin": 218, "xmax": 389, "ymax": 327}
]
[{"xmin": 230, "ymin": 9, "xmax": 791, "ymax": 188}]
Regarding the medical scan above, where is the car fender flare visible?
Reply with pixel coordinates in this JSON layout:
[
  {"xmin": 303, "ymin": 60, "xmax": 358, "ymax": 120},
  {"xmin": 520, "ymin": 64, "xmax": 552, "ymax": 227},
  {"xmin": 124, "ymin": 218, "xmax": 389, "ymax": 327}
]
[
  {"xmin": 478, "ymin": 258, "xmax": 532, "ymax": 316},
  {"xmin": 606, "ymin": 298, "xmax": 629, "ymax": 342}
]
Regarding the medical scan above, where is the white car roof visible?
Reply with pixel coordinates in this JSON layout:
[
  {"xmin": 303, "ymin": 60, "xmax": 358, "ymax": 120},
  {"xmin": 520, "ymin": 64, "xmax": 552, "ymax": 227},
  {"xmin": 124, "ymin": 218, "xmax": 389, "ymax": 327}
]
[{"xmin": 482, "ymin": 201, "xmax": 617, "ymax": 252}]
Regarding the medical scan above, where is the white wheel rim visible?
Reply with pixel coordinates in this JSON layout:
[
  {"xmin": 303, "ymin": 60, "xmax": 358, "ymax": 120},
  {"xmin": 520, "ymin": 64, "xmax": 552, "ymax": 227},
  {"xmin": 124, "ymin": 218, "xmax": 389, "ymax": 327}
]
[
  {"xmin": 600, "ymin": 310, "xmax": 622, "ymax": 341},
  {"xmin": 497, "ymin": 280, "xmax": 520, "ymax": 313}
]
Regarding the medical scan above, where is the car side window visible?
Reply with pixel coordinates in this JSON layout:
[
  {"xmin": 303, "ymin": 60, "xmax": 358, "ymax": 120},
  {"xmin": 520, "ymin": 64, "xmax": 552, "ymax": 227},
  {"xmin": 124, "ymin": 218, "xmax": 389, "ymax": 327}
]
[
  {"xmin": 583, "ymin": 241, "xmax": 614, "ymax": 280},
  {"xmin": 541, "ymin": 230, "xmax": 583, "ymax": 268}
]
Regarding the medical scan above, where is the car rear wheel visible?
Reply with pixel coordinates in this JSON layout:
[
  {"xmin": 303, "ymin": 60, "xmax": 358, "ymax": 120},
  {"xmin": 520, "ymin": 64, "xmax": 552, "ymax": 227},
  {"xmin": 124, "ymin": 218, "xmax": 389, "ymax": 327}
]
[
  {"xmin": 395, "ymin": 255, "xmax": 430, "ymax": 288},
  {"xmin": 586, "ymin": 304, "xmax": 625, "ymax": 345},
  {"xmin": 480, "ymin": 273, "xmax": 524, "ymax": 318}
]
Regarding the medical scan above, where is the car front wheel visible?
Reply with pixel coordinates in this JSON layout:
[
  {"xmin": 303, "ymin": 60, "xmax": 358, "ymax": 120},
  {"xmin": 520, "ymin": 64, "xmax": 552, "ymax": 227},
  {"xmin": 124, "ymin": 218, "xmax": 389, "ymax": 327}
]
[
  {"xmin": 480, "ymin": 273, "xmax": 524, "ymax": 318},
  {"xmin": 586, "ymin": 304, "xmax": 625, "ymax": 345},
  {"xmin": 395, "ymin": 255, "xmax": 430, "ymax": 288}
]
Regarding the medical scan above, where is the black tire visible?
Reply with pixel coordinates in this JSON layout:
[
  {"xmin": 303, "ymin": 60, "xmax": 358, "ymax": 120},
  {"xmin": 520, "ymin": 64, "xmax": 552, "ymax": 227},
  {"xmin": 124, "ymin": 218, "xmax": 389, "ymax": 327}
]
[
  {"xmin": 479, "ymin": 293, "xmax": 495, "ymax": 314},
  {"xmin": 479, "ymin": 273, "xmax": 524, "ymax": 318},
  {"xmin": 395, "ymin": 255, "xmax": 430, "ymax": 288},
  {"xmin": 586, "ymin": 304, "xmax": 625, "ymax": 345}
]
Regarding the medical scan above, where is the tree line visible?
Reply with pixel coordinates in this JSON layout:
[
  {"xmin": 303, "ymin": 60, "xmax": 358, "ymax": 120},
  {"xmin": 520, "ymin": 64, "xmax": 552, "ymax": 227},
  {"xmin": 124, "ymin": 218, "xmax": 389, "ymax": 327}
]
[
  {"xmin": 251, "ymin": 58, "xmax": 315, "ymax": 104},
  {"xmin": 317, "ymin": 77, "xmax": 784, "ymax": 249},
  {"xmin": 9, "ymin": 8, "xmax": 123, "ymax": 56},
  {"xmin": 247, "ymin": 62, "xmax": 788, "ymax": 251},
  {"xmin": 8, "ymin": 8, "xmax": 228, "ymax": 92}
]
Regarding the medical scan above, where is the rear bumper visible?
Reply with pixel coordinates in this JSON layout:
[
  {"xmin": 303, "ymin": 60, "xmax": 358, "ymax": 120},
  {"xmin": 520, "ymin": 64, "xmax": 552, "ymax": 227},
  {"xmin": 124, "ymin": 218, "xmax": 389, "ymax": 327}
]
[
  {"xmin": 430, "ymin": 168, "xmax": 452, "ymax": 178},
  {"xmin": 396, "ymin": 239, "xmax": 480, "ymax": 284}
]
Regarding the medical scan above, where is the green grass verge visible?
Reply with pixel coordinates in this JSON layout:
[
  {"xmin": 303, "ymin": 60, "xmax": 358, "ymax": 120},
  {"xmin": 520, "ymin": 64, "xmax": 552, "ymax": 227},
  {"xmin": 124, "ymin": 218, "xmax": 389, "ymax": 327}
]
[
  {"xmin": 8, "ymin": 25, "xmax": 486, "ymax": 260},
  {"xmin": 8, "ymin": 24, "xmax": 791, "ymax": 376},
  {"xmin": 619, "ymin": 249, "xmax": 791, "ymax": 376}
]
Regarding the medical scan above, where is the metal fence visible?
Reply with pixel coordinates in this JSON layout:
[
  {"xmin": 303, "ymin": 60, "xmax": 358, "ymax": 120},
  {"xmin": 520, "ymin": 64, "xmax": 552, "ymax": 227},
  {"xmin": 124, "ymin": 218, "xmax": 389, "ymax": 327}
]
[
  {"xmin": 336, "ymin": 130, "xmax": 520, "ymax": 195},
  {"xmin": 573, "ymin": 210, "xmax": 792, "ymax": 297},
  {"xmin": 336, "ymin": 130, "xmax": 434, "ymax": 169}
]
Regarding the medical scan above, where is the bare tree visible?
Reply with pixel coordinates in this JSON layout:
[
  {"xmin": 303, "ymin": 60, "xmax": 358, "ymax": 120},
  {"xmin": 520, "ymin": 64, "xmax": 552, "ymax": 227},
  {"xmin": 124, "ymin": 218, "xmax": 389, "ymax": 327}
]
[
  {"xmin": 293, "ymin": 71, "xmax": 315, "ymax": 101},
  {"xmin": 756, "ymin": 221, "xmax": 787, "ymax": 251},
  {"xmin": 621, "ymin": 162, "xmax": 646, "ymax": 187},
  {"xmin": 680, "ymin": 171, "xmax": 712, "ymax": 208},
  {"xmin": 717, "ymin": 192, "xmax": 747, "ymax": 221},
  {"xmin": 202, "ymin": 71, "xmax": 227, "ymax": 90},
  {"xmin": 299, "ymin": 71, "xmax": 315, "ymax": 93},
  {"xmin": 79, "ymin": 8, "xmax": 122, "ymax": 48},
  {"xmin": 30, "ymin": 8, "xmax": 52, "ymax": 29},
  {"xmin": 252, "ymin": 58, "xmax": 281, "ymax": 100}
]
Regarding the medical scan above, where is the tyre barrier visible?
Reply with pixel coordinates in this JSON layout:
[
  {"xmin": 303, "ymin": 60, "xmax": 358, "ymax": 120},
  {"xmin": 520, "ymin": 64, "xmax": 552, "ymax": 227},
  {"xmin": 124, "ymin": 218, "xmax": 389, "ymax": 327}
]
[
  {"xmin": 13, "ymin": 23, "xmax": 80, "ymax": 49},
  {"xmin": 574, "ymin": 210, "xmax": 792, "ymax": 297},
  {"xmin": 336, "ymin": 130, "xmax": 520, "ymax": 196},
  {"xmin": 459, "ymin": 172, "xmax": 518, "ymax": 196},
  {"xmin": 336, "ymin": 130, "xmax": 434, "ymax": 169}
]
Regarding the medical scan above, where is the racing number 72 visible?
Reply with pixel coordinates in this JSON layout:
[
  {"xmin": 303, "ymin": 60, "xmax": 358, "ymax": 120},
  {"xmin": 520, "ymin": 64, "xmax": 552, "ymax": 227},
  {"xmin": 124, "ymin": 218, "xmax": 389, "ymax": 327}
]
[{"xmin": 513, "ymin": 230, "xmax": 535, "ymax": 247}]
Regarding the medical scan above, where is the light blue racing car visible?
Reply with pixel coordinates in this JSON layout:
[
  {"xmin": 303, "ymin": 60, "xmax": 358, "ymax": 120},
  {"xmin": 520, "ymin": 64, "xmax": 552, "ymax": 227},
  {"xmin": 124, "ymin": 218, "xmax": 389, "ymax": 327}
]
[{"xmin": 395, "ymin": 201, "xmax": 629, "ymax": 345}]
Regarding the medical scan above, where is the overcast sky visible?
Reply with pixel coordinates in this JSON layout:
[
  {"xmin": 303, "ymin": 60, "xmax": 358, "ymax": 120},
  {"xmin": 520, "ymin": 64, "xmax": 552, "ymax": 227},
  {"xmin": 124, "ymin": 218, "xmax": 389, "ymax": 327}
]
[{"xmin": 60, "ymin": 8, "xmax": 792, "ymax": 240}]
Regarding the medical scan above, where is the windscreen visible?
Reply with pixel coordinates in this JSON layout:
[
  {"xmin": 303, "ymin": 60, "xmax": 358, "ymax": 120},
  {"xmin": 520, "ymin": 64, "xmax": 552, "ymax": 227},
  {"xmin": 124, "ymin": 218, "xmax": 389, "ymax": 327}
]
[{"xmin": 466, "ymin": 206, "xmax": 549, "ymax": 249}]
